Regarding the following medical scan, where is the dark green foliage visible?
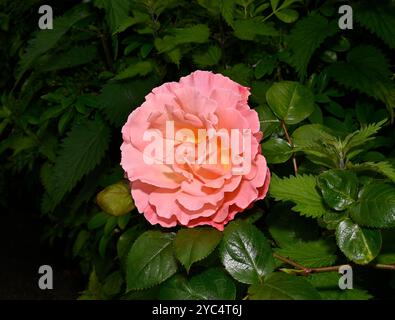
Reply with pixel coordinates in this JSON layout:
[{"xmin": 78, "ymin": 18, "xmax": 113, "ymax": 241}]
[{"xmin": 1, "ymin": 0, "xmax": 395, "ymax": 300}]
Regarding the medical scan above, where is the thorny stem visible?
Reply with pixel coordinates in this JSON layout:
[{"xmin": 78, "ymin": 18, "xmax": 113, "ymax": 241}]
[
  {"xmin": 281, "ymin": 121, "xmax": 298, "ymax": 175},
  {"xmin": 274, "ymin": 253, "xmax": 395, "ymax": 275}
]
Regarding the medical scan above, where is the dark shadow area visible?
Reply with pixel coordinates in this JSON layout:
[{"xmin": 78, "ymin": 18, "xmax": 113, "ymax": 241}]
[{"xmin": 0, "ymin": 171, "xmax": 84, "ymax": 300}]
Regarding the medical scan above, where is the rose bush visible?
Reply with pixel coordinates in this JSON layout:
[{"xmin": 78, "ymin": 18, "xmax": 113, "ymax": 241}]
[
  {"xmin": 121, "ymin": 71, "xmax": 270, "ymax": 230},
  {"xmin": 1, "ymin": 0, "xmax": 395, "ymax": 300}
]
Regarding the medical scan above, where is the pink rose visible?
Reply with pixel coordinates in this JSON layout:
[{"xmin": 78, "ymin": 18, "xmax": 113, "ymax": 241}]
[{"xmin": 120, "ymin": 70, "xmax": 270, "ymax": 231}]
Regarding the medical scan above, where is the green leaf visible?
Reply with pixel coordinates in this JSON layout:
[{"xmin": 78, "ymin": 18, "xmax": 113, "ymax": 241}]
[
  {"xmin": 219, "ymin": 221, "xmax": 275, "ymax": 285},
  {"xmin": 287, "ymin": 13, "xmax": 338, "ymax": 79},
  {"xmin": 99, "ymin": 233, "xmax": 111, "ymax": 257},
  {"xmin": 103, "ymin": 271, "xmax": 123, "ymax": 297},
  {"xmin": 113, "ymin": 61, "xmax": 153, "ymax": 80},
  {"xmin": 233, "ymin": 19, "xmax": 279, "ymax": 41},
  {"xmin": 118, "ymin": 213, "xmax": 131, "ymax": 230},
  {"xmin": 292, "ymin": 124, "xmax": 338, "ymax": 167},
  {"xmin": 117, "ymin": 225, "xmax": 144, "ymax": 269},
  {"xmin": 248, "ymin": 273, "xmax": 321, "ymax": 300},
  {"xmin": 322, "ymin": 211, "xmax": 347, "ymax": 230},
  {"xmin": 49, "ymin": 116, "xmax": 111, "ymax": 208},
  {"xmin": 255, "ymin": 104, "xmax": 281, "ymax": 137},
  {"xmin": 275, "ymin": 9, "xmax": 299, "ymax": 23},
  {"xmin": 307, "ymin": 273, "xmax": 373, "ymax": 300},
  {"xmin": 127, "ymin": 231, "xmax": 178, "ymax": 290},
  {"xmin": 97, "ymin": 77, "xmax": 158, "ymax": 126},
  {"xmin": 174, "ymin": 228, "xmax": 222, "ymax": 272},
  {"xmin": 37, "ymin": 46, "xmax": 97, "ymax": 72},
  {"xmin": 355, "ymin": 2, "xmax": 395, "ymax": 49},
  {"xmin": 317, "ymin": 170, "xmax": 358, "ymax": 211},
  {"xmin": 326, "ymin": 46, "xmax": 395, "ymax": 113},
  {"xmin": 193, "ymin": 45, "xmax": 221, "ymax": 67},
  {"xmin": 94, "ymin": 0, "xmax": 130, "ymax": 34},
  {"xmin": 104, "ymin": 216, "xmax": 118, "ymax": 235},
  {"xmin": 222, "ymin": 63, "xmax": 252, "ymax": 86},
  {"xmin": 72, "ymin": 230, "xmax": 89, "ymax": 257},
  {"xmin": 261, "ymin": 138, "xmax": 292, "ymax": 164},
  {"xmin": 269, "ymin": 174, "xmax": 328, "ymax": 218},
  {"xmin": 336, "ymin": 219, "xmax": 382, "ymax": 265},
  {"xmin": 88, "ymin": 211, "xmax": 109, "ymax": 230},
  {"xmin": 17, "ymin": 5, "xmax": 91, "ymax": 78},
  {"xmin": 275, "ymin": 239, "xmax": 337, "ymax": 268},
  {"xmin": 254, "ymin": 55, "xmax": 276, "ymax": 79},
  {"xmin": 292, "ymin": 124, "xmax": 336, "ymax": 149},
  {"xmin": 96, "ymin": 181, "xmax": 135, "ymax": 217},
  {"xmin": 266, "ymin": 81, "xmax": 315, "ymax": 125},
  {"xmin": 349, "ymin": 183, "xmax": 395, "ymax": 229},
  {"xmin": 349, "ymin": 162, "xmax": 395, "ymax": 183},
  {"xmin": 154, "ymin": 24, "xmax": 210, "ymax": 53},
  {"xmin": 343, "ymin": 120, "xmax": 386, "ymax": 159},
  {"xmin": 266, "ymin": 205, "xmax": 320, "ymax": 248},
  {"xmin": 375, "ymin": 229, "xmax": 395, "ymax": 264},
  {"xmin": 159, "ymin": 268, "xmax": 236, "ymax": 300}
]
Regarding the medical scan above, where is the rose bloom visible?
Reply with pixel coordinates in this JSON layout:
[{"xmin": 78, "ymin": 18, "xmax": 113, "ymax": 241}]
[{"xmin": 121, "ymin": 71, "xmax": 270, "ymax": 231}]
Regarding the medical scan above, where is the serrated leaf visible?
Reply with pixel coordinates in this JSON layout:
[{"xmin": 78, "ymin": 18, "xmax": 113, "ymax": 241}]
[
  {"xmin": 233, "ymin": 19, "xmax": 278, "ymax": 41},
  {"xmin": 159, "ymin": 268, "xmax": 236, "ymax": 300},
  {"xmin": 193, "ymin": 45, "xmax": 221, "ymax": 67},
  {"xmin": 307, "ymin": 273, "xmax": 373, "ymax": 300},
  {"xmin": 317, "ymin": 170, "xmax": 358, "ymax": 211},
  {"xmin": 326, "ymin": 46, "xmax": 395, "ymax": 113},
  {"xmin": 349, "ymin": 162, "xmax": 395, "ymax": 183},
  {"xmin": 275, "ymin": 239, "xmax": 337, "ymax": 268},
  {"xmin": 37, "ymin": 46, "xmax": 97, "ymax": 72},
  {"xmin": 17, "ymin": 5, "xmax": 91, "ymax": 78},
  {"xmin": 266, "ymin": 204, "xmax": 320, "ymax": 248},
  {"xmin": 248, "ymin": 273, "xmax": 321, "ymax": 300},
  {"xmin": 349, "ymin": 183, "xmax": 395, "ymax": 229},
  {"xmin": 49, "ymin": 116, "xmax": 111, "ymax": 208},
  {"xmin": 113, "ymin": 61, "xmax": 153, "ymax": 80},
  {"xmin": 154, "ymin": 24, "xmax": 209, "ymax": 53},
  {"xmin": 97, "ymin": 77, "xmax": 158, "ymax": 126},
  {"xmin": 219, "ymin": 221, "xmax": 275, "ymax": 285},
  {"xmin": 261, "ymin": 138, "xmax": 292, "ymax": 164},
  {"xmin": 287, "ymin": 13, "xmax": 338, "ymax": 79},
  {"xmin": 269, "ymin": 174, "xmax": 328, "ymax": 218},
  {"xmin": 173, "ymin": 228, "xmax": 222, "ymax": 272},
  {"xmin": 336, "ymin": 219, "xmax": 382, "ymax": 265},
  {"xmin": 266, "ymin": 81, "xmax": 315, "ymax": 125},
  {"xmin": 343, "ymin": 120, "xmax": 386, "ymax": 159},
  {"xmin": 127, "ymin": 231, "xmax": 177, "ymax": 290},
  {"xmin": 94, "ymin": 0, "xmax": 130, "ymax": 34},
  {"xmin": 355, "ymin": 2, "xmax": 395, "ymax": 49}
]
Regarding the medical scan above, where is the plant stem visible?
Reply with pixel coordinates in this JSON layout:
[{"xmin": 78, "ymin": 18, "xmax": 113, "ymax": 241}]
[
  {"xmin": 100, "ymin": 32, "xmax": 114, "ymax": 72},
  {"xmin": 274, "ymin": 253, "xmax": 395, "ymax": 275},
  {"xmin": 281, "ymin": 121, "xmax": 298, "ymax": 175},
  {"xmin": 370, "ymin": 263, "xmax": 395, "ymax": 271}
]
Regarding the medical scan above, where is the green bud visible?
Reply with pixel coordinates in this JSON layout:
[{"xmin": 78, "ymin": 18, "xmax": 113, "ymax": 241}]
[{"xmin": 96, "ymin": 181, "xmax": 135, "ymax": 216}]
